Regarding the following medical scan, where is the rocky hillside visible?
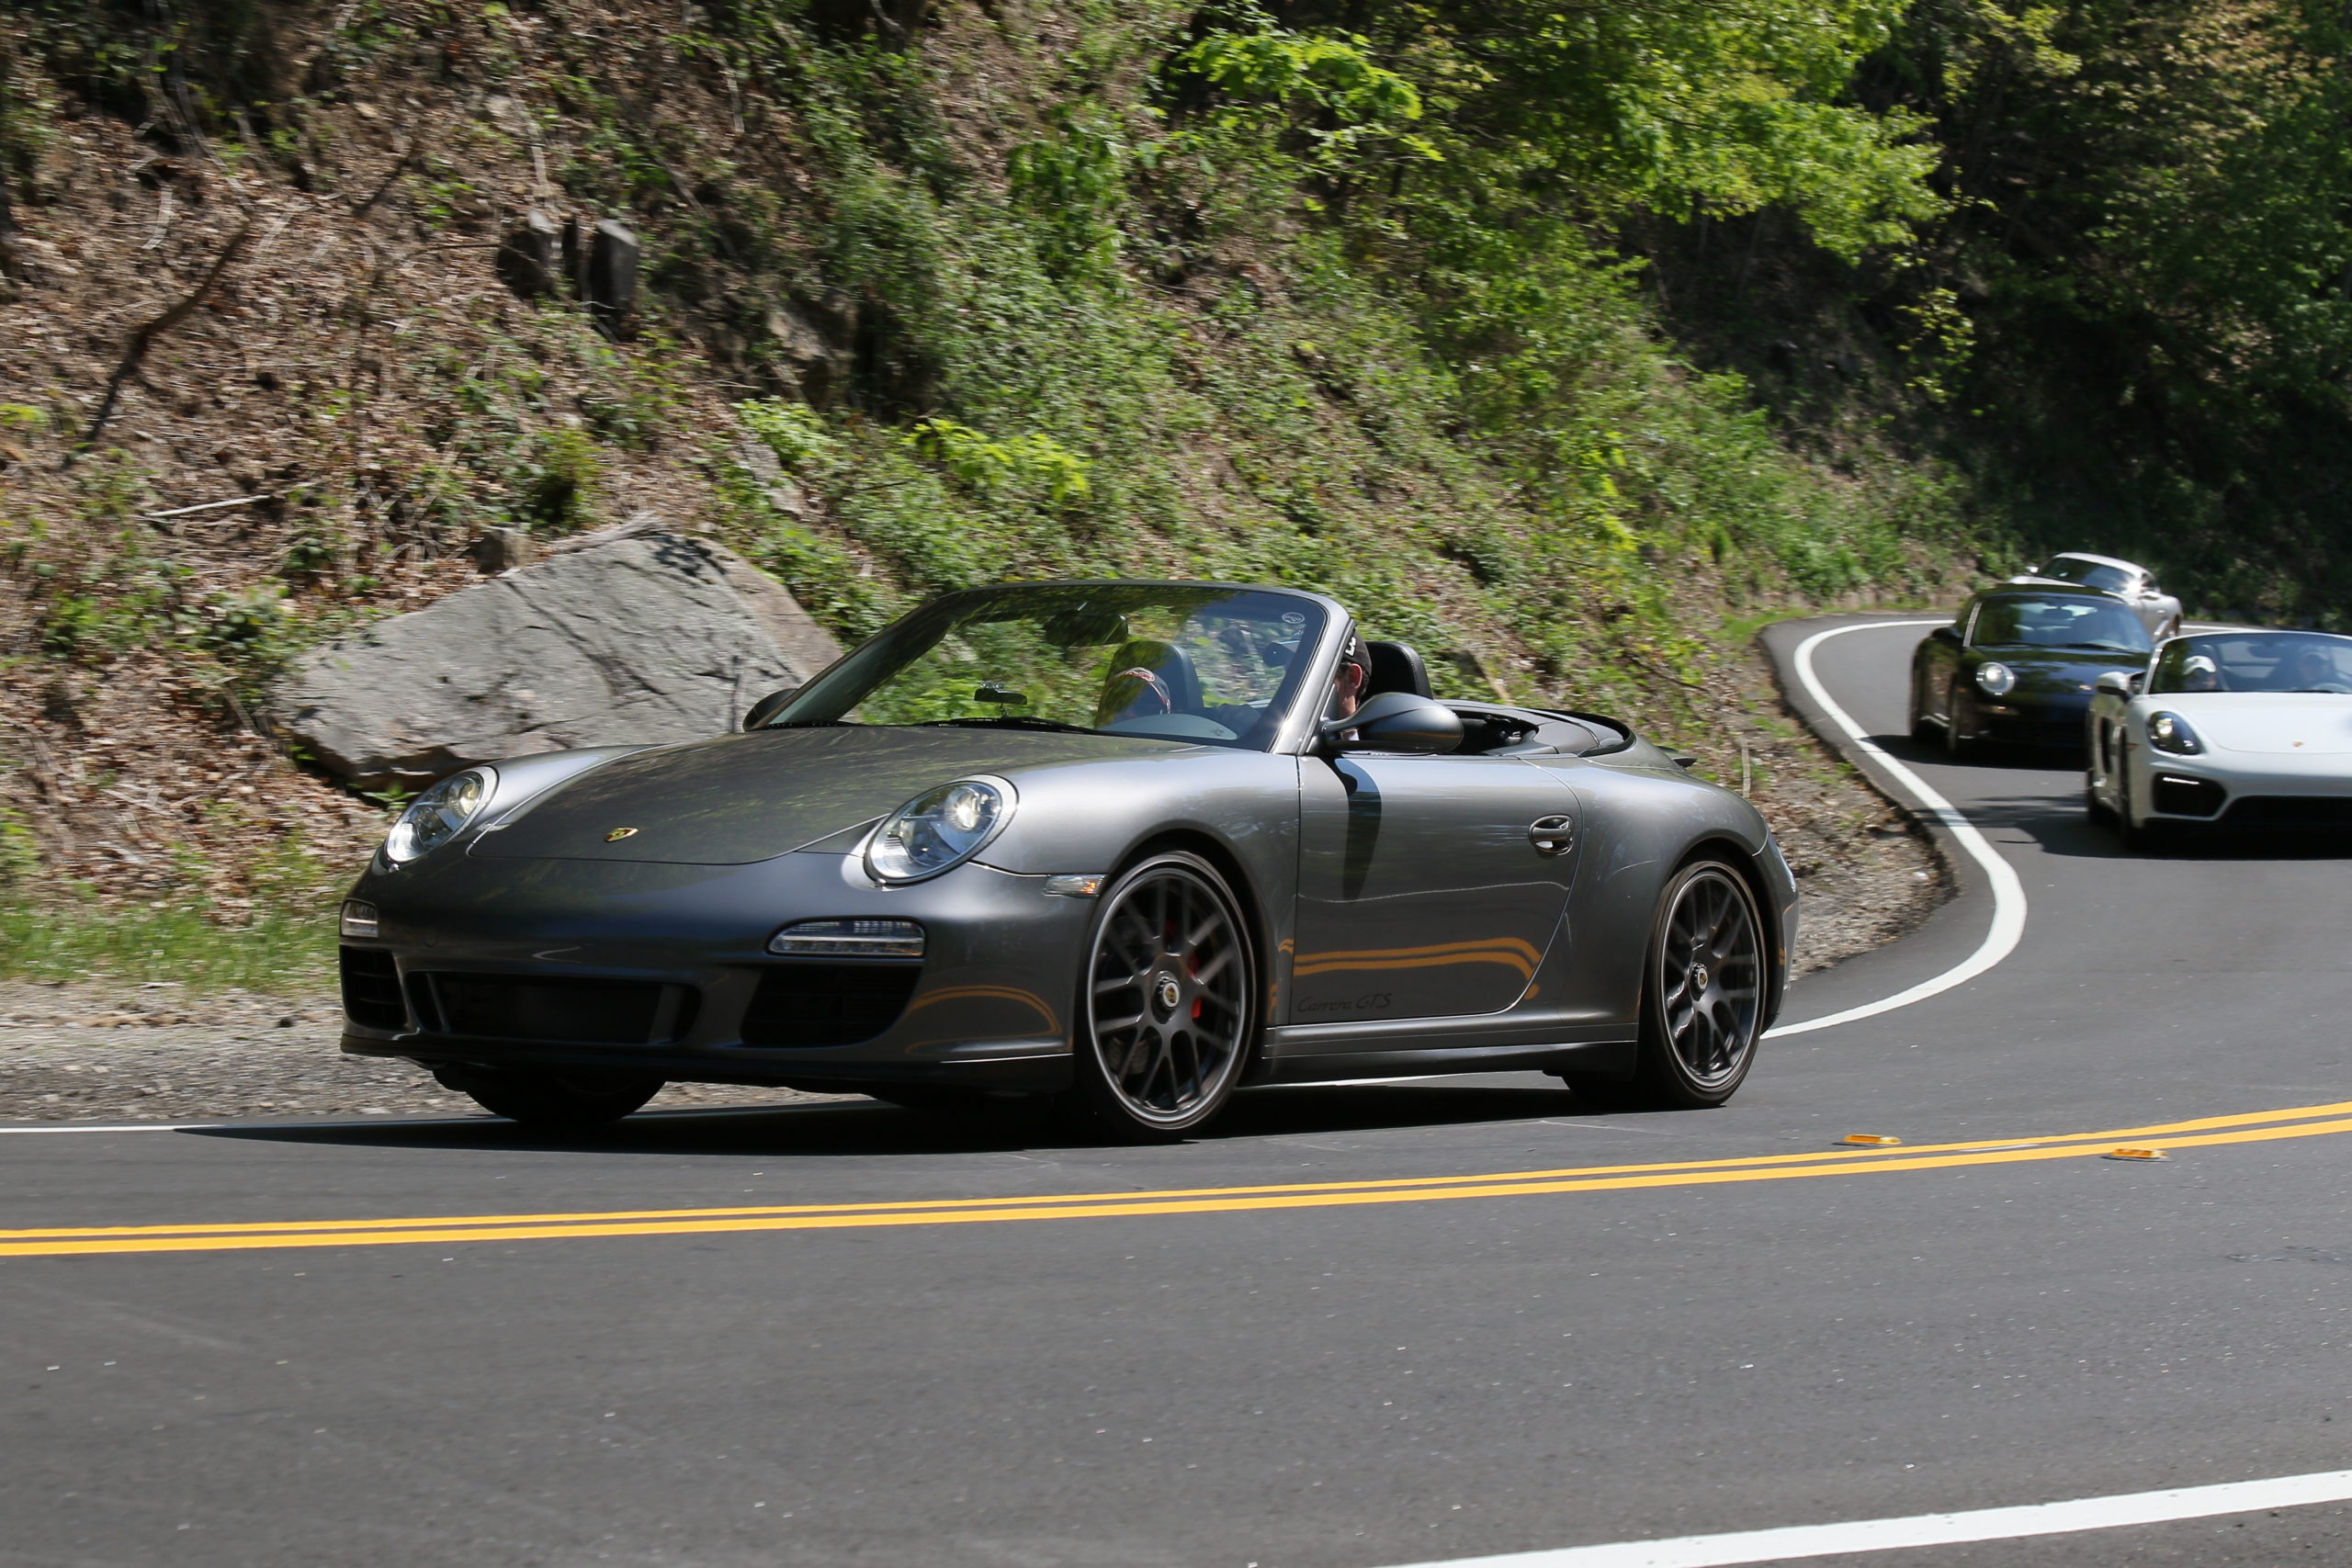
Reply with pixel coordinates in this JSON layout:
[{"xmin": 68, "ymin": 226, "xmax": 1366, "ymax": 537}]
[{"xmin": 0, "ymin": 0, "xmax": 1963, "ymax": 984}]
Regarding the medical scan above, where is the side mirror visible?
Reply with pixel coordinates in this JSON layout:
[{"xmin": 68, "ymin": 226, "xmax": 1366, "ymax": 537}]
[
  {"xmin": 1322, "ymin": 691, "xmax": 1464, "ymax": 755},
  {"xmin": 1929, "ymin": 624, "xmax": 1962, "ymax": 645},
  {"xmin": 741, "ymin": 687, "xmax": 799, "ymax": 730},
  {"xmin": 2094, "ymin": 671, "xmax": 2146, "ymax": 698}
]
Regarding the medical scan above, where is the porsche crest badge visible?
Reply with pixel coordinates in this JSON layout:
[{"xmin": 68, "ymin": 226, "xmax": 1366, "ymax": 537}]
[{"xmin": 604, "ymin": 827, "xmax": 640, "ymax": 842}]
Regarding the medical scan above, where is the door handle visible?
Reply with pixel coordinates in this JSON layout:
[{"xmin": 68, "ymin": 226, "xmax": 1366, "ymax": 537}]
[{"xmin": 1528, "ymin": 815, "xmax": 1575, "ymax": 856}]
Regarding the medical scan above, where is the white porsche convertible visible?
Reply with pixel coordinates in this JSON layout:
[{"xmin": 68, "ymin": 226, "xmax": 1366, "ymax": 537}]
[{"xmin": 2086, "ymin": 629, "xmax": 2352, "ymax": 848}]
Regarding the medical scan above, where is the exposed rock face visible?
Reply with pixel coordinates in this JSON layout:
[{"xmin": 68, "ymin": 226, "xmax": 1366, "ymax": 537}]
[{"xmin": 275, "ymin": 522, "xmax": 842, "ymax": 791}]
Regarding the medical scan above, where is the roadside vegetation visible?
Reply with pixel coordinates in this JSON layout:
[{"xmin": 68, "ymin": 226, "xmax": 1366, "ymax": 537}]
[{"xmin": 0, "ymin": 0, "xmax": 2342, "ymax": 984}]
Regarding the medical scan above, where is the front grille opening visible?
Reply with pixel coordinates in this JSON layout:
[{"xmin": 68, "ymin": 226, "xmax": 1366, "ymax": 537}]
[
  {"xmin": 2224, "ymin": 795, "xmax": 2352, "ymax": 828},
  {"xmin": 2152, "ymin": 775, "xmax": 2227, "ymax": 818},
  {"xmin": 416, "ymin": 975, "xmax": 690, "ymax": 1045},
  {"xmin": 339, "ymin": 947, "xmax": 406, "ymax": 1030},
  {"xmin": 742, "ymin": 963, "xmax": 922, "ymax": 1047}
]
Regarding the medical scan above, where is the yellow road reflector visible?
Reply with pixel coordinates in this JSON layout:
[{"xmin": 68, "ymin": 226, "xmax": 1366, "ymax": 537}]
[
  {"xmin": 1840, "ymin": 1134, "xmax": 1903, "ymax": 1146},
  {"xmin": 2104, "ymin": 1147, "xmax": 2168, "ymax": 1161}
]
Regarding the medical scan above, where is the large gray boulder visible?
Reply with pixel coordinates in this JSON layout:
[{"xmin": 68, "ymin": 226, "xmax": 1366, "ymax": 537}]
[{"xmin": 276, "ymin": 521, "xmax": 842, "ymax": 791}]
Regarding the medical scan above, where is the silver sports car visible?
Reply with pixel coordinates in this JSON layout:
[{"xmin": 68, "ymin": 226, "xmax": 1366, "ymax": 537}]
[
  {"xmin": 338, "ymin": 580, "xmax": 1798, "ymax": 1137},
  {"xmin": 2087, "ymin": 628, "xmax": 2352, "ymax": 848},
  {"xmin": 2006, "ymin": 552, "xmax": 2184, "ymax": 640}
]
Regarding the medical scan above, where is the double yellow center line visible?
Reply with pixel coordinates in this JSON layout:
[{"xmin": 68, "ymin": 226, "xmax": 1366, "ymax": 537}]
[{"xmin": 8, "ymin": 1099, "xmax": 2351, "ymax": 1260}]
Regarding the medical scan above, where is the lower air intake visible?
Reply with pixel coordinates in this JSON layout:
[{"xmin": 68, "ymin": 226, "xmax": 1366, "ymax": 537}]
[
  {"xmin": 2223, "ymin": 795, "xmax": 2352, "ymax": 828},
  {"xmin": 339, "ymin": 947, "xmax": 406, "ymax": 1030},
  {"xmin": 416, "ymin": 975, "xmax": 685, "ymax": 1045},
  {"xmin": 741, "ymin": 963, "xmax": 922, "ymax": 1047},
  {"xmin": 2151, "ymin": 775, "xmax": 2226, "ymax": 818}
]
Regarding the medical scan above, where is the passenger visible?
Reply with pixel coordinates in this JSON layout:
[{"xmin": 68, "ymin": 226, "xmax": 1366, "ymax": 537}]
[{"xmin": 1095, "ymin": 639, "xmax": 1182, "ymax": 725}]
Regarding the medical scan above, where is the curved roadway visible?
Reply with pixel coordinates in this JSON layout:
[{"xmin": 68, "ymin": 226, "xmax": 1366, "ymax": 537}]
[{"xmin": 7, "ymin": 615, "xmax": 2352, "ymax": 1568}]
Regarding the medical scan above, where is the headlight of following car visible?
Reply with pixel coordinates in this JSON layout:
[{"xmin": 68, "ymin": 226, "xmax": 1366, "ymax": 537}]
[
  {"xmin": 2145, "ymin": 711, "xmax": 2203, "ymax": 755},
  {"xmin": 865, "ymin": 777, "xmax": 1012, "ymax": 884},
  {"xmin": 381, "ymin": 767, "xmax": 495, "ymax": 865},
  {"xmin": 1974, "ymin": 661, "xmax": 2017, "ymax": 697}
]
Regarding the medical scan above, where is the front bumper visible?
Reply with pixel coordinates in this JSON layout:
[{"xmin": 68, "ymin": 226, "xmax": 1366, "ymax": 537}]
[
  {"xmin": 338, "ymin": 849, "xmax": 1091, "ymax": 1091},
  {"xmin": 1963, "ymin": 694, "xmax": 2093, "ymax": 748},
  {"xmin": 2131, "ymin": 750, "xmax": 2352, "ymax": 827}
]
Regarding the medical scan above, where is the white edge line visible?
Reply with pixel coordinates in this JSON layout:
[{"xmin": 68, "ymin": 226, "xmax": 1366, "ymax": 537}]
[
  {"xmin": 1373, "ymin": 1467, "xmax": 2352, "ymax": 1568},
  {"xmin": 1763, "ymin": 620, "xmax": 2029, "ymax": 1038}
]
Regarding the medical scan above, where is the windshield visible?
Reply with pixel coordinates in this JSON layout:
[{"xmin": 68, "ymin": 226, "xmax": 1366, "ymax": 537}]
[
  {"xmin": 769, "ymin": 583, "xmax": 1329, "ymax": 750},
  {"xmin": 1972, "ymin": 595, "xmax": 2152, "ymax": 653},
  {"xmin": 2150, "ymin": 631, "xmax": 2352, "ymax": 694},
  {"xmin": 2039, "ymin": 557, "xmax": 2134, "ymax": 595}
]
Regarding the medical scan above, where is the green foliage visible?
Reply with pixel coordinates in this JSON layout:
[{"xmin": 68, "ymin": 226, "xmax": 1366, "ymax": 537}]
[
  {"xmin": 0, "ymin": 898, "xmax": 334, "ymax": 992},
  {"xmin": 901, "ymin": 420, "xmax": 1093, "ymax": 506}
]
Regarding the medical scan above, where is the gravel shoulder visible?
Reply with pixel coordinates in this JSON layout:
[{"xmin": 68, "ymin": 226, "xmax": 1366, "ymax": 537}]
[{"xmin": 0, "ymin": 982, "xmax": 850, "ymax": 1123}]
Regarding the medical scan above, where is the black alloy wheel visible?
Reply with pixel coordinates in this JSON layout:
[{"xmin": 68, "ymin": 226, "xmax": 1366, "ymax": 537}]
[
  {"xmin": 1072, "ymin": 852, "xmax": 1256, "ymax": 1139},
  {"xmin": 436, "ymin": 1066, "xmax": 664, "ymax": 1130},
  {"xmin": 1568, "ymin": 860, "xmax": 1766, "ymax": 1110}
]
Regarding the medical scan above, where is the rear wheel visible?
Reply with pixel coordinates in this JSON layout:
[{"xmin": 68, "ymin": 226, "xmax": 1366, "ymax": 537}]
[
  {"xmin": 1069, "ymin": 852, "xmax": 1256, "ymax": 1141},
  {"xmin": 436, "ymin": 1066, "xmax": 663, "ymax": 1130},
  {"xmin": 1565, "ymin": 860, "xmax": 1764, "ymax": 1111}
]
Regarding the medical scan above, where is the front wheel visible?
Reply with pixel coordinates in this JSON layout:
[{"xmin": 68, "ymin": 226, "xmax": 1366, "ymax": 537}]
[
  {"xmin": 1069, "ymin": 852, "xmax": 1257, "ymax": 1141},
  {"xmin": 1567, "ymin": 861, "xmax": 1766, "ymax": 1110},
  {"xmin": 436, "ymin": 1066, "xmax": 663, "ymax": 1130},
  {"xmin": 1943, "ymin": 688, "xmax": 1980, "ymax": 760}
]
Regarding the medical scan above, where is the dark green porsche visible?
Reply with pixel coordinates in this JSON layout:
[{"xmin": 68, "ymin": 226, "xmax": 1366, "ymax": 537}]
[{"xmin": 1908, "ymin": 587, "xmax": 2154, "ymax": 757}]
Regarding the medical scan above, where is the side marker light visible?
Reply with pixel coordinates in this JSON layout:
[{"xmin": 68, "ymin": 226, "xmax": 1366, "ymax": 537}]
[
  {"xmin": 1840, "ymin": 1134, "xmax": 1902, "ymax": 1146},
  {"xmin": 2104, "ymin": 1147, "xmax": 2168, "ymax": 1161},
  {"xmin": 1044, "ymin": 874, "xmax": 1105, "ymax": 897}
]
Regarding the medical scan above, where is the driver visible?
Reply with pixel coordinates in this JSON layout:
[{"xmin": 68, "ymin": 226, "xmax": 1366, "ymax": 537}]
[
  {"xmin": 2287, "ymin": 645, "xmax": 2343, "ymax": 691},
  {"xmin": 1329, "ymin": 633, "xmax": 1369, "ymax": 723},
  {"xmin": 2179, "ymin": 654, "xmax": 2221, "ymax": 693}
]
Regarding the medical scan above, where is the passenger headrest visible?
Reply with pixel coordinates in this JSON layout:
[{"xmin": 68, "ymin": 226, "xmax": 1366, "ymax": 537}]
[{"xmin": 1363, "ymin": 641, "xmax": 1433, "ymax": 700}]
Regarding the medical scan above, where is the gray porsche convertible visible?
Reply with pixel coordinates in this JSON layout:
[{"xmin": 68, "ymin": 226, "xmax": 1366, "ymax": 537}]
[{"xmin": 338, "ymin": 580, "xmax": 1798, "ymax": 1137}]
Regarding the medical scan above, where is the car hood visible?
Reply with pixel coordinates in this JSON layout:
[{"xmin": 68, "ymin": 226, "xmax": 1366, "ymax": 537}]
[
  {"xmin": 470, "ymin": 725, "xmax": 1204, "ymax": 864},
  {"xmin": 2143, "ymin": 694, "xmax": 2352, "ymax": 755},
  {"xmin": 1972, "ymin": 647, "xmax": 2144, "ymax": 697}
]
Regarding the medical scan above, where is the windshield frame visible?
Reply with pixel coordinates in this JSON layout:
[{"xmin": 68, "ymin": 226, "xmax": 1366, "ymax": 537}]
[
  {"xmin": 1966, "ymin": 592, "xmax": 2153, "ymax": 654},
  {"xmin": 762, "ymin": 580, "xmax": 1348, "ymax": 753}
]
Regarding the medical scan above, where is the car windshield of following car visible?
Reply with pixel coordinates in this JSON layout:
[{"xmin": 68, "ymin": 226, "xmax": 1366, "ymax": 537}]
[
  {"xmin": 2151, "ymin": 631, "xmax": 2352, "ymax": 694},
  {"xmin": 1973, "ymin": 593, "xmax": 2152, "ymax": 654},
  {"xmin": 2031, "ymin": 555, "xmax": 2136, "ymax": 594},
  {"xmin": 765, "ymin": 582, "xmax": 1329, "ymax": 749}
]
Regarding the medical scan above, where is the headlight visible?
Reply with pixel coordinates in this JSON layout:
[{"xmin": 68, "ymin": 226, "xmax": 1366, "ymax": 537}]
[
  {"xmin": 381, "ymin": 767, "xmax": 495, "ymax": 865},
  {"xmin": 2145, "ymin": 711, "xmax": 2203, "ymax": 755},
  {"xmin": 865, "ymin": 777, "xmax": 1013, "ymax": 884},
  {"xmin": 1974, "ymin": 661, "xmax": 2017, "ymax": 697}
]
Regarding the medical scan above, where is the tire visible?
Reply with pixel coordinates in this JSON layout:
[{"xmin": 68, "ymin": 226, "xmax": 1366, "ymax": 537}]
[
  {"xmin": 1908, "ymin": 671, "xmax": 1938, "ymax": 742},
  {"xmin": 1069, "ymin": 851, "xmax": 1256, "ymax": 1141},
  {"xmin": 1943, "ymin": 688, "xmax": 1979, "ymax": 761},
  {"xmin": 2085, "ymin": 779, "xmax": 2115, "ymax": 828},
  {"xmin": 1566, "ymin": 860, "xmax": 1765, "ymax": 1111},
  {"xmin": 2114, "ymin": 771, "xmax": 2166, "ymax": 854},
  {"xmin": 435, "ymin": 1066, "xmax": 663, "ymax": 1130}
]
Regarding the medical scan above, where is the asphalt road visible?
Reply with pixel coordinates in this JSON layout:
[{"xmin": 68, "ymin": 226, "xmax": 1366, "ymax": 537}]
[{"xmin": 8, "ymin": 616, "xmax": 2352, "ymax": 1568}]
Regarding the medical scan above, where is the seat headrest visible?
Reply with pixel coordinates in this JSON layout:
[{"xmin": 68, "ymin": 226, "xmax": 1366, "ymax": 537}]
[{"xmin": 1363, "ymin": 641, "xmax": 1432, "ymax": 701}]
